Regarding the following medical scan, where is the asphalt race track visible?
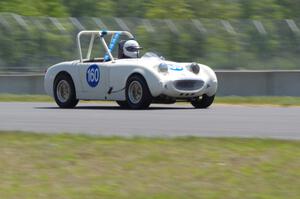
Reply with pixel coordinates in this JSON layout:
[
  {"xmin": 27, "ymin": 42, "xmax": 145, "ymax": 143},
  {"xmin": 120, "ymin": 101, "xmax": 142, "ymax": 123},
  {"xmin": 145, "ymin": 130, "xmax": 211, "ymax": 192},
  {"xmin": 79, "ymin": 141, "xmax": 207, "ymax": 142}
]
[{"xmin": 0, "ymin": 102, "xmax": 299, "ymax": 140}]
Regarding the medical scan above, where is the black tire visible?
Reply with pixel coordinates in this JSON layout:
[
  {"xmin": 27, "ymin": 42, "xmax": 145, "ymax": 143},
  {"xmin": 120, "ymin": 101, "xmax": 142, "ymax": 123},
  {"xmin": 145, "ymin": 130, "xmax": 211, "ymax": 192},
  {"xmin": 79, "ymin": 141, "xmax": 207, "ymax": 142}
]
[
  {"xmin": 53, "ymin": 73, "xmax": 79, "ymax": 108},
  {"xmin": 116, "ymin": 100, "xmax": 129, "ymax": 108},
  {"xmin": 125, "ymin": 75, "xmax": 152, "ymax": 109},
  {"xmin": 191, "ymin": 94, "xmax": 215, "ymax": 109}
]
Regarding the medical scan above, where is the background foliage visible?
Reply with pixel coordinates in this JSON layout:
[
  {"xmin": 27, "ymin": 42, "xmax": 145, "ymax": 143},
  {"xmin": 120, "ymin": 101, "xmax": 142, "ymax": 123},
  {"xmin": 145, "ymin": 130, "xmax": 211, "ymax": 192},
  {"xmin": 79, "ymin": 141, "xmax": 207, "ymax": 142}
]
[
  {"xmin": 0, "ymin": 0, "xmax": 300, "ymax": 72},
  {"xmin": 2, "ymin": 0, "xmax": 300, "ymax": 19}
]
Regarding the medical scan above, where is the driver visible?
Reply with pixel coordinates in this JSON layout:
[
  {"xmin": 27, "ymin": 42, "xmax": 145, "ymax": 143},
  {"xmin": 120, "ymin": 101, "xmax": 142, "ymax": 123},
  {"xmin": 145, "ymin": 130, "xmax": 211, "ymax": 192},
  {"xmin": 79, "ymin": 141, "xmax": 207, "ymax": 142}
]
[{"xmin": 120, "ymin": 40, "xmax": 142, "ymax": 58}]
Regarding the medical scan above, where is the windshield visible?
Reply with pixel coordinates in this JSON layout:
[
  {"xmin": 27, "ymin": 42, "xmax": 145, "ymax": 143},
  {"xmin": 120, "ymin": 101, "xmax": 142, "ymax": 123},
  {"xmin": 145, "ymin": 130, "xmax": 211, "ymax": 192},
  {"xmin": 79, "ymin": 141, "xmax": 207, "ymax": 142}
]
[{"xmin": 141, "ymin": 52, "xmax": 165, "ymax": 60}]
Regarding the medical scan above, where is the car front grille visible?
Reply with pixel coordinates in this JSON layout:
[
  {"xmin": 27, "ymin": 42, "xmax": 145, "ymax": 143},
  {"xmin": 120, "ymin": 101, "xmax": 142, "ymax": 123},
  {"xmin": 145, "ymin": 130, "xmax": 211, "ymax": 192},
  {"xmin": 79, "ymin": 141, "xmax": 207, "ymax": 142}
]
[{"xmin": 174, "ymin": 80, "xmax": 204, "ymax": 91}]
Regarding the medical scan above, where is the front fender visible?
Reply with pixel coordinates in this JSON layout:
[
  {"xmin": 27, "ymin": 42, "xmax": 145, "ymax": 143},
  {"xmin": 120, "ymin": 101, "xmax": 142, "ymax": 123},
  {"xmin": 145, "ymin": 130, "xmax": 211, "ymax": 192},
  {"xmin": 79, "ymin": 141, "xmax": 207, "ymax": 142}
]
[
  {"xmin": 129, "ymin": 68, "xmax": 163, "ymax": 97},
  {"xmin": 200, "ymin": 64, "xmax": 218, "ymax": 96}
]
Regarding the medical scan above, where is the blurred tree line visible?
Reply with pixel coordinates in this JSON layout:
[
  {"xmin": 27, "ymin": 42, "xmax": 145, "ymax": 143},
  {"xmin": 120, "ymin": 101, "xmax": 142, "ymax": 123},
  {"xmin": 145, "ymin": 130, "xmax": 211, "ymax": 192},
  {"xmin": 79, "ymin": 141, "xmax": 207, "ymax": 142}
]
[
  {"xmin": 1, "ymin": 0, "xmax": 300, "ymax": 19},
  {"xmin": 0, "ymin": 0, "xmax": 300, "ymax": 72}
]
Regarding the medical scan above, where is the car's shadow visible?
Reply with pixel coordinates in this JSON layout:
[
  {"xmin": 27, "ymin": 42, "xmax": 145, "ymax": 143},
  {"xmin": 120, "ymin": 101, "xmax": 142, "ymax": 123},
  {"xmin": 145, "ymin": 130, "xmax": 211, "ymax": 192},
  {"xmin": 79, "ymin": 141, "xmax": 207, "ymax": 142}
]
[{"xmin": 35, "ymin": 105, "xmax": 195, "ymax": 111}]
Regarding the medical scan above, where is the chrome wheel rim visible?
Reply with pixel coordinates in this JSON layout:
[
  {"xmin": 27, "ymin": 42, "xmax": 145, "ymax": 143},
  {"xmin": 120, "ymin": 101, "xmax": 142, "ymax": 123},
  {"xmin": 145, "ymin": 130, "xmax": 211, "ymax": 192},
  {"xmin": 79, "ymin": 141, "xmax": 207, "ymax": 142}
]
[
  {"xmin": 128, "ymin": 81, "xmax": 143, "ymax": 104},
  {"xmin": 56, "ymin": 80, "xmax": 71, "ymax": 103}
]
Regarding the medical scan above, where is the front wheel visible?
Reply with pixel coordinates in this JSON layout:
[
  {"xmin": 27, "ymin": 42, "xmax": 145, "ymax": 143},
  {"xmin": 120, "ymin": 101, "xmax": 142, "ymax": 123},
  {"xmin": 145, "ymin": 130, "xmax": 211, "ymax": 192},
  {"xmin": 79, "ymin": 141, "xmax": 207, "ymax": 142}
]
[
  {"xmin": 125, "ymin": 75, "xmax": 152, "ymax": 109},
  {"xmin": 191, "ymin": 94, "xmax": 215, "ymax": 109},
  {"xmin": 53, "ymin": 73, "xmax": 79, "ymax": 108},
  {"xmin": 116, "ymin": 100, "xmax": 129, "ymax": 108}
]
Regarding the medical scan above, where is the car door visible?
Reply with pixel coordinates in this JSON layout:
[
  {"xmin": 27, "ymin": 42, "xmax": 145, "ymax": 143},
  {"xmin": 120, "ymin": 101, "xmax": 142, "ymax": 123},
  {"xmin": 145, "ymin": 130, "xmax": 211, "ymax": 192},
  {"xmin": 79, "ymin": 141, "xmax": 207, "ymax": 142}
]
[{"xmin": 76, "ymin": 62, "xmax": 109, "ymax": 100}]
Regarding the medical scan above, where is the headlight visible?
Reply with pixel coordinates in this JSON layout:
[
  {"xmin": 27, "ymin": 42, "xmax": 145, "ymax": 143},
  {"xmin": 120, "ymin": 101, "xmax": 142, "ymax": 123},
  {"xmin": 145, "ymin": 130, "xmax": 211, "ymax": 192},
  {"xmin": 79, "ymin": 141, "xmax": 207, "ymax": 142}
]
[
  {"xmin": 190, "ymin": 63, "xmax": 200, "ymax": 74},
  {"xmin": 158, "ymin": 63, "xmax": 168, "ymax": 73}
]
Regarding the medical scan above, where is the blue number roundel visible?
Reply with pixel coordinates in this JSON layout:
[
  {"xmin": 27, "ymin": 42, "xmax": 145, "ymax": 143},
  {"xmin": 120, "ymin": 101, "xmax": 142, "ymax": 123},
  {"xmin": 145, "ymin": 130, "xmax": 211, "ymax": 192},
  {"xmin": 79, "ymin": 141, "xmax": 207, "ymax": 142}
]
[{"xmin": 86, "ymin": 64, "xmax": 100, "ymax": 87}]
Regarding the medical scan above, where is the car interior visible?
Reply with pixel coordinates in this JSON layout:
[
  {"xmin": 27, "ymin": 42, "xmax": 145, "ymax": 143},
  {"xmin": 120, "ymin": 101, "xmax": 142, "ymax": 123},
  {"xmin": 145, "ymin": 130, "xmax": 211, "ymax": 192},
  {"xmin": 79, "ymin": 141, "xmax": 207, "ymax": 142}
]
[{"xmin": 83, "ymin": 39, "xmax": 127, "ymax": 63}]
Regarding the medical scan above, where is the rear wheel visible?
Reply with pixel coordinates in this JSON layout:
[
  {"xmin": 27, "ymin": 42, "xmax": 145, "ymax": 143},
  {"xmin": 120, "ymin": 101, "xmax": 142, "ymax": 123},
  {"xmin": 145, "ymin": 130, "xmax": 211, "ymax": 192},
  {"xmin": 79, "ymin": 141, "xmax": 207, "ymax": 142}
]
[
  {"xmin": 191, "ymin": 94, "xmax": 215, "ymax": 109},
  {"xmin": 54, "ymin": 73, "xmax": 79, "ymax": 108},
  {"xmin": 125, "ymin": 75, "xmax": 152, "ymax": 109}
]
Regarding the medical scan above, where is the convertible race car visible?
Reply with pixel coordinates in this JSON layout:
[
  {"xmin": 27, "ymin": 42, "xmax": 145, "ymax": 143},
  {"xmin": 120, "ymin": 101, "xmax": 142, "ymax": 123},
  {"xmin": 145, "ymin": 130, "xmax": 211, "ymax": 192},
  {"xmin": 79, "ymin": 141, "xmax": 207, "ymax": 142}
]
[{"xmin": 44, "ymin": 30, "xmax": 218, "ymax": 109}]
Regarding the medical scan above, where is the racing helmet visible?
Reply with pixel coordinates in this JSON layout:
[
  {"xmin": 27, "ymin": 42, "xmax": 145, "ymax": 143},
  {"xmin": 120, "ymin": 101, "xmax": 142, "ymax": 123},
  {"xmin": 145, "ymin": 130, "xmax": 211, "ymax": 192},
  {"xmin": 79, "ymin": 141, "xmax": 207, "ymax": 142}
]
[{"xmin": 123, "ymin": 40, "xmax": 142, "ymax": 58}]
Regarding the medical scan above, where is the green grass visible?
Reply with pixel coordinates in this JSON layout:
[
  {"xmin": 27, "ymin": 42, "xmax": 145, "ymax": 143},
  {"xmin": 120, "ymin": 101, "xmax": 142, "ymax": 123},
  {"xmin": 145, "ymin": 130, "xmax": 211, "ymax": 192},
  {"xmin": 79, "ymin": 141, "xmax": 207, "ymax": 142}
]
[
  {"xmin": 215, "ymin": 96, "xmax": 300, "ymax": 106},
  {"xmin": 0, "ymin": 94, "xmax": 52, "ymax": 102},
  {"xmin": 0, "ymin": 131, "xmax": 299, "ymax": 199},
  {"xmin": 0, "ymin": 94, "xmax": 300, "ymax": 106}
]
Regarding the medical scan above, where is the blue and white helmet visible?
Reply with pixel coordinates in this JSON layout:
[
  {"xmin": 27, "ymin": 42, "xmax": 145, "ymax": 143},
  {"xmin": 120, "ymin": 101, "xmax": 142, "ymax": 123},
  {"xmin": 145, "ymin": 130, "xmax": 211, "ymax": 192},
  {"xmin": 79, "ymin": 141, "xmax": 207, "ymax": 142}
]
[{"xmin": 123, "ymin": 40, "xmax": 142, "ymax": 58}]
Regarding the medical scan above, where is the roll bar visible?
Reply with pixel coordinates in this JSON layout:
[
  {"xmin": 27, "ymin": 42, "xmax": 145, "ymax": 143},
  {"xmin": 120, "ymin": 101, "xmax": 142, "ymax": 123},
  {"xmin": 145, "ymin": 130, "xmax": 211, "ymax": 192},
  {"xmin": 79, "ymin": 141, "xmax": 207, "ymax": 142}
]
[{"xmin": 77, "ymin": 30, "xmax": 134, "ymax": 63}]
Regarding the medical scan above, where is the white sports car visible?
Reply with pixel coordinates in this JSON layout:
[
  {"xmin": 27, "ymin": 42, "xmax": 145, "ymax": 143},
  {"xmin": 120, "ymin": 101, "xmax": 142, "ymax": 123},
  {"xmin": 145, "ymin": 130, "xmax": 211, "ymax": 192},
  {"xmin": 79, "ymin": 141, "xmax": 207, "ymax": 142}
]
[{"xmin": 44, "ymin": 30, "xmax": 218, "ymax": 109}]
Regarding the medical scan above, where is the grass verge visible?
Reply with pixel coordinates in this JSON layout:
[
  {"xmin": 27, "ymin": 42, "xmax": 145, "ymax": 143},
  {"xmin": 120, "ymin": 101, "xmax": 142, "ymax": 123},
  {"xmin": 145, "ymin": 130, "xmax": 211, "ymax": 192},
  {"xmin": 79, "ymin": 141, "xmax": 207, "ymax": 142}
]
[
  {"xmin": 215, "ymin": 96, "xmax": 300, "ymax": 106},
  {"xmin": 0, "ymin": 94, "xmax": 300, "ymax": 106},
  {"xmin": 0, "ymin": 131, "xmax": 299, "ymax": 199},
  {"xmin": 0, "ymin": 94, "xmax": 51, "ymax": 102}
]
